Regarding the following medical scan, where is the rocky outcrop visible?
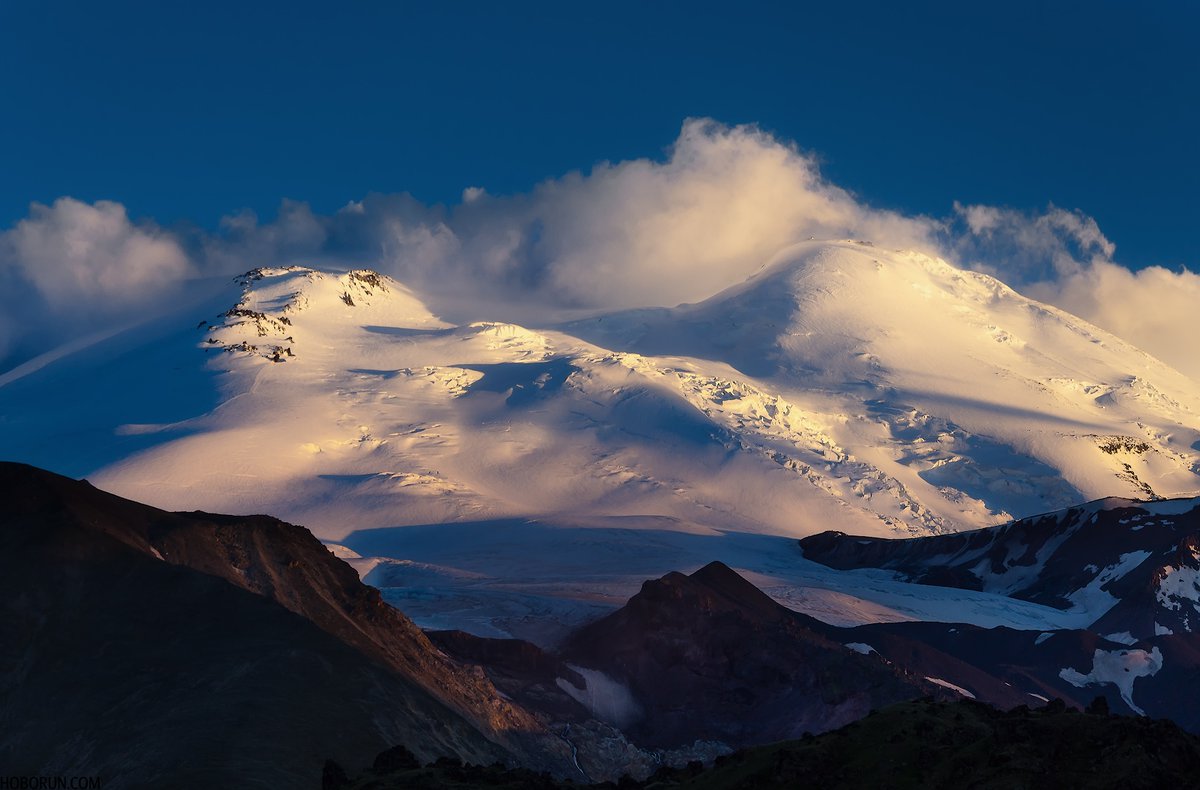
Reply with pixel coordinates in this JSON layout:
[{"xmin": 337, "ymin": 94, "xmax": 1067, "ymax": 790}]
[
  {"xmin": 0, "ymin": 462, "xmax": 572, "ymax": 788},
  {"xmin": 558, "ymin": 561, "xmax": 946, "ymax": 748},
  {"xmin": 800, "ymin": 497, "xmax": 1200, "ymax": 640}
]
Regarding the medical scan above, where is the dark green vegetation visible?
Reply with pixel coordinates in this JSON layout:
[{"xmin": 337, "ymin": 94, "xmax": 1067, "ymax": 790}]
[{"xmin": 330, "ymin": 698, "xmax": 1200, "ymax": 789}]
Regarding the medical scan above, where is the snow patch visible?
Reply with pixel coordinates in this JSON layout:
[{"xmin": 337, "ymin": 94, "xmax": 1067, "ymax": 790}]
[
  {"xmin": 1035, "ymin": 632, "xmax": 1054, "ymax": 645},
  {"xmin": 1059, "ymin": 647, "xmax": 1163, "ymax": 716},
  {"xmin": 1156, "ymin": 561, "xmax": 1200, "ymax": 621},
  {"xmin": 1142, "ymin": 499, "xmax": 1200, "ymax": 516},
  {"xmin": 324, "ymin": 543, "xmax": 362, "ymax": 560},
  {"xmin": 924, "ymin": 676, "xmax": 975, "ymax": 699},
  {"xmin": 844, "ymin": 642, "xmax": 877, "ymax": 656},
  {"xmin": 1065, "ymin": 550, "xmax": 1152, "ymax": 621},
  {"xmin": 1104, "ymin": 632, "xmax": 1138, "ymax": 646},
  {"xmin": 556, "ymin": 665, "xmax": 642, "ymax": 728}
]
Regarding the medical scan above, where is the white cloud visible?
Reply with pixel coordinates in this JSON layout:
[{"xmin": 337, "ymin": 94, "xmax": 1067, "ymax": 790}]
[
  {"xmin": 6, "ymin": 198, "xmax": 191, "ymax": 310},
  {"xmin": 429, "ymin": 119, "xmax": 937, "ymax": 312},
  {"xmin": 950, "ymin": 202, "xmax": 1200, "ymax": 381},
  {"xmin": 177, "ymin": 119, "xmax": 939, "ymax": 321},
  {"xmin": 0, "ymin": 198, "xmax": 192, "ymax": 366},
  {"xmin": 0, "ymin": 120, "xmax": 1196, "ymax": 385},
  {"xmin": 951, "ymin": 202, "xmax": 1115, "ymax": 282},
  {"xmin": 202, "ymin": 199, "xmax": 327, "ymax": 272},
  {"xmin": 1029, "ymin": 261, "xmax": 1200, "ymax": 382}
]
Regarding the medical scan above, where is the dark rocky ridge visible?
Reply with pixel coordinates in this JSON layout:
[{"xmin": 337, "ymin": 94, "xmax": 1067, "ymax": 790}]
[
  {"xmin": 800, "ymin": 497, "xmax": 1200, "ymax": 640},
  {"xmin": 556, "ymin": 561, "xmax": 950, "ymax": 748},
  {"xmin": 331, "ymin": 698, "xmax": 1200, "ymax": 789},
  {"xmin": 834, "ymin": 619, "xmax": 1200, "ymax": 730},
  {"xmin": 9, "ymin": 460, "xmax": 1200, "ymax": 786},
  {"xmin": 797, "ymin": 498, "xmax": 1200, "ymax": 727},
  {"xmin": 438, "ymin": 560, "xmax": 1200, "ymax": 738},
  {"xmin": 0, "ymin": 462, "xmax": 571, "ymax": 788}
]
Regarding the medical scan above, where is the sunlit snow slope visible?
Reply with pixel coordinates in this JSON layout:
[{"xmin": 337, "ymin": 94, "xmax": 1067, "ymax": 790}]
[
  {"xmin": 569, "ymin": 241, "xmax": 1200, "ymax": 528},
  {"xmin": 4, "ymin": 242, "xmax": 1199, "ymax": 538},
  {"xmin": 2, "ymin": 242, "xmax": 1199, "ymax": 639}
]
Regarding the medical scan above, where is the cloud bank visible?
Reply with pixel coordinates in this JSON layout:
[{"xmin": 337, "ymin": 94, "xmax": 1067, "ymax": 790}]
[
  {"xmin": 950, "ymin": 202, "xmax": 1200, "ymax": 381},
  {"xmin": 0, "ymin": 198, "xmax": 193, "ymax": 364},
  {"xmin": 184, "ymin": 119, "xmax": 937, "ymax": 315},
  {"xmin": 1, "ymin": 119, "xmax": 1196, "ymax": 382}
]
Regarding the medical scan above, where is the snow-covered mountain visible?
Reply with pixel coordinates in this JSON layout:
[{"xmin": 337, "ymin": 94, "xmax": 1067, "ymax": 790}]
[
  {"xmin": 2, "ymin": 240, "xmax": 1199, "ymax": 639},
  {"xmin": 799, "ymin": 495, "xmax": 1200, "ymax": 722},
  {"xmin": 801, "ymin": 495, "xmax": 1200, "ymax": 641}
]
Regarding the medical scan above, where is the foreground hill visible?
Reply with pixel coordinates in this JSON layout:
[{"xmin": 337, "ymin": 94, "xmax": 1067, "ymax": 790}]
[
  {"xmin": 0, "ymin": 462, "xmax": 576, "ymax": 787},
  {"xmin": 330, "ymin": 698, "xmax": 1200, "ymax": 789},
  {"xmin": 6, "ymin": 463, "xmax": 1200, "ymax": 786},
  {"xmin": 557, "ymin": 561, "xmax": 945, "ymax": 747},
  {"xmin": 437, "ymin": 557, "xmax": 1200, "ymax": 741}
]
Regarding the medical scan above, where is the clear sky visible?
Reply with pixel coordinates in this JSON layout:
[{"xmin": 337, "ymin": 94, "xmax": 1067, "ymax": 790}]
[{"xmin": 1, "ymin": 0, "xmax": 1195, "ymax": 271}]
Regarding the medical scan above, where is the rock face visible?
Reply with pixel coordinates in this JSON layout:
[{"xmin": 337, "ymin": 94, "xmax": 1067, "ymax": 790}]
[
  {"xmin": 798, "ymin": 496, "xmax": 1200, "ymax": 727},
  {"xmin": 0, "ymin": 462, "xmax": 570, "ymax": 789},
  {"xmin": 829, "ymin": 620, "xmax": 1200, "ymax": 727},
  {"xmin": 557, "ymin": 561, "xmax": 945, "ymax": 748},
  {"xmin": 10, "ymin": 459, "xmax": 1200, "ymax": 786},
  {"xmin": 434, "ymin": 557, "xmax": 1200, "ymax": 744},
  {"xmin": 426, "ymin": 630, "xmax": 591, "ymax": 722},
  {"xmin": 800, "ymin": 496, "xmax": 1200, "ymax": 641}
]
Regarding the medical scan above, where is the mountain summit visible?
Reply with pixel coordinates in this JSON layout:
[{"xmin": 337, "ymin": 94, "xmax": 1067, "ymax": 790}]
[{"xmin": 1, "ymin": 242, "xmax": 1198, "ymax": 639}]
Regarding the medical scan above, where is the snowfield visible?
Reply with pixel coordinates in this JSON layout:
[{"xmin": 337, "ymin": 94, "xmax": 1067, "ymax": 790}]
[
  {"xmin": 2, "ymin": 241, "xmax": 1199, "ymax": 641},
  {"xmin": 1060, "ymin": 647, "xmax": 1164, "ymax": 715}
]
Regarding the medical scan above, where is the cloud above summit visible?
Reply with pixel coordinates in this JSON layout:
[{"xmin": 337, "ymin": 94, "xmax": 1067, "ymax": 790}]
[
  {"xmin": 950, "ymin": 202, "xmax": 1200, "ymax": 381},
  {"xmin": 430, "ymin": 119, "xmax": 935, "ymax": 311},
  {"xmin": 183, "ymin": 119, "xmax": 939, "ymax": 314},
  {"xmin": 0, "ymin": 119, "xmax": 1196, "ymax": 382},
  {"xmin": 0, "ymin": 198, "xmax": 193, "ymax": 366}
]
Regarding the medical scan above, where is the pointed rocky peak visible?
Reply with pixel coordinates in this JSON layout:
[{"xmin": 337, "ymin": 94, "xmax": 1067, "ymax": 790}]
[
  {"xmin": 200, "ymin": 265, "xmax": 450, "ymax": 363},
  {"xmin": 622, "ymin": 562, "xmax": 791, "ymax": 627},
  {"xmin": 686, "ymin": 560, "xmax": 786, "ymax": 618}
]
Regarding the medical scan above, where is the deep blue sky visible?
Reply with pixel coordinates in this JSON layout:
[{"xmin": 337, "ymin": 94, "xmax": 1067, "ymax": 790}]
[{"xmin": 1, "ymin": 1, "xmax": 1195, "ymax": 270}]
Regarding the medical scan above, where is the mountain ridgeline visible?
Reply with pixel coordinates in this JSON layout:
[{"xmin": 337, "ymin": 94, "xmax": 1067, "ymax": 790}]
[
  {"xmin": 4, "ymin": 464, "xmax": 1200, "ymax": 786},
  {"xmin": 5, "ymin": 243, "xmax": 1199, "ymax": 545},
  {"xmin": 0, "ymin": 463, "xmax": 571, "ymax": 787},
  {"xmin": 4, "ymin": 240, "xmax": 1200, "ymax": 786}
]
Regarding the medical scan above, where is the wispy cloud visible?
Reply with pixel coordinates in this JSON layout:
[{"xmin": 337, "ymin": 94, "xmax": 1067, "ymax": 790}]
[
  {"xmin": 180, "ymin": 119, "xmax": 939, "ymax": 317},
  {"xmin": 426, "ymin": 119, "xmax": 936, "ymax": 313},
  {"xmin": 0, "ymin": 198, "xmax": 192, "ymax": 364},
  {"xmin": 1, "ymin": 120, "xmax": 1196, "ymax": 382},
  {"xmin": 950, "ymin": 202, "xmax": 1200, "ymax": 380}
]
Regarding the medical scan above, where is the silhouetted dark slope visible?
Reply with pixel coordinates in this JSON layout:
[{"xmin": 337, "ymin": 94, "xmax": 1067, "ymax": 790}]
[
  {"xmin": 799, "ymin": 496, "xmax": 1200, "ymax": 726},
  {"xmin": 0, "ymin": 462, "xmax": 566, "ymax": 788},
  {"xmin": 332, "ymin": 699, "xmax": 1200, "ymax": 789},
  {"xmin": 800, "ymin": 496, "xmax": 1200, "ymax": 640},
  {"xmin": 559, "ymin": 561, "xmax": 945, "ymax": 748},
  {"xmin": 673, "ymin": 698, "xmax": 1200, "ymax": 790},
  {"xmin": 426, "ymin": 630, "xmax": 591, "ymax": 722}
]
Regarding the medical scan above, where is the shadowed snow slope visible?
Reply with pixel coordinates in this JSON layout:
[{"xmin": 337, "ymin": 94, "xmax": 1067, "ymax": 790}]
[
  {"xmin": 1, "ymin": 243, "xmax": 1199, "ymax": 638},
  {"xmin": 801, "ymin": 495, "xmax": 1200, "ymax": 641}
]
